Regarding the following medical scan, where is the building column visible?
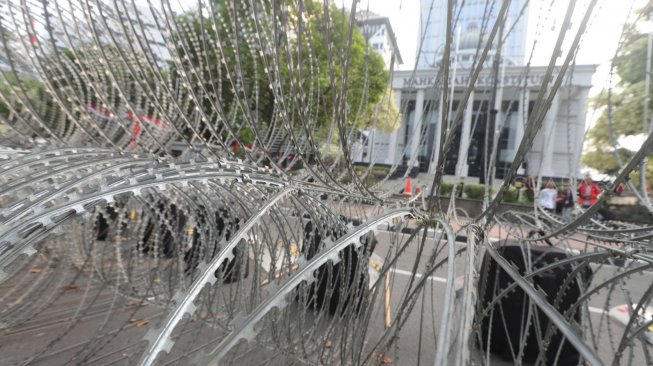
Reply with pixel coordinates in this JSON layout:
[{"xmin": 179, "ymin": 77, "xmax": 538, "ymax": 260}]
[
  {"xmin": 570, "ymin": 87, "xmax": 588, "ymax": 177},
  {"xmin": 429, "ymin": 93, "xmax": 444, "ymax": 174},
  {"xmin": 540, "ymin": 93, "xmax": 560, "ymax": 177},
  {"xmin": 386, "ymin": 90, "xmax": 402, "ymax": 165},
  {"xmin": 456, "ymin": 90, "xmax": 473, "ymax": 178},
  {"xmin": 410, "ymin": 89, "xmax": 425, "ymax": 167},
  {"xmin": 515, "ymin": 87, "xmax": 528, "ymax": 174},
  {"xmin": 366, "ymin": 130, "xmax": 374, "ymax": 163}
]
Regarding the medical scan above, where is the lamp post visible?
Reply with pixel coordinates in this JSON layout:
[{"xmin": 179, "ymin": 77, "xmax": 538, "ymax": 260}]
[
  {"xmin": 480, "ymin": 16, "xmax": 505, "ymax": 189},
  {"xmin": 641, "ymin": 11, "xmax": 652, "ymax": 205}
]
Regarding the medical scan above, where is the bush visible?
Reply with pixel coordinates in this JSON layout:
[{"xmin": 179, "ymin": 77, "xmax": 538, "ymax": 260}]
[
  {"xmin": 464, "ymin": 184, "xmax": 487, "ymax": 200},
  {"xmin": 363, "ymin": 174, "xmax": 378, "ymax": 187},
  {"xmin": 341, "ymin": 172, "xmax": 377, "ymax": 187},
  {"xmin": 524, "ymin": 188, "xmax": 535, "ymax": 202},
  {"xmin": 611, "ymin": 204, "xmax": 653, "ymax": 224},
  {"xmin": 440, "ymin": 182, "xmax": 453, "ymax": 196},
  {"xmin": 502, "ymin": 187, "xmax": 519, "ymax": 203},
  {"xmin": 438, "ymin": 182, "xmax": 463, "ymax": 197},
  {"xmin": 371, "ymin": 165, "xmax": 390, "ymax": 176}
]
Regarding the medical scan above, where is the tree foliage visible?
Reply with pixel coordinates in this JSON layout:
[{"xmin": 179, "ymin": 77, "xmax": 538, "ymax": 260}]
[
  {"xmin": 359, "ymin": 86, "xmax": 401, "ymax": 133},
  {"xmin": 171, "ymin": 0, "xmax": 389, "ymax": 147},
  {"xmin": 1, "ymin": 0, "xmax": 389, "ymax": 151},
  {"xmin": 1, "ymin": 44, "xmax": 169, "ymax": 146},
  {"xmin": 583, "ymin": 6, "xmax": 653, "ymax": 183}
]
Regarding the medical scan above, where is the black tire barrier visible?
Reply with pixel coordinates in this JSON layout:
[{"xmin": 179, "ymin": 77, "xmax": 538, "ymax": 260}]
[
  {"xmin": 139, "ymin": 201, "xmax": 183, "ymax": 259},
  {"xmin": 95, "ymin": 205, "xmax": 119, "ymax": 241},
  {"xmin": 216, "ymin": 239, "xmax": 250, "ymax": 284},
  {"xmin": 478, "ymin": 242, "xmax": 593, "ymax": 365},
  {"xmin": 211, "ymin": 210, "xmax": 250, "ymax": 283},
  {"xmin": 297, "ymin": 221, "xmax": 378, "ymax": 315}
]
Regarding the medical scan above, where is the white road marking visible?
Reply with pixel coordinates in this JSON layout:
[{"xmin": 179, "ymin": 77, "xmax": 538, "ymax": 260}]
[
  {"xmin": 588, "ymin": 306, "xmax": 608, "ymax": 315},
  {"xmin": 390, "ymin": 268, "xmax": 447, "ymax": 283},
  {"xmin": 389, "ymin": 270, "xmax": 621, "ymax": 318}
]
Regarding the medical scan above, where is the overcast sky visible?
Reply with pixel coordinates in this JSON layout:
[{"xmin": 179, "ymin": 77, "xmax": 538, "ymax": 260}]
[
  {"xmin": 340, "ymin": 0, "xmax": 650, "ymax": 157},
  {"xmin": 340, "ymin": 0, "xmax": 650, "ymax": 80},
  {"xmin": 161, "ymin": 0, "xmax": 650, "ymax": 79}
]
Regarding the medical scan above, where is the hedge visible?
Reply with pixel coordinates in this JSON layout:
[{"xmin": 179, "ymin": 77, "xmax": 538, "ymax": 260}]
[
  {"xmin": 463, "ymin": 184, "xmax": 487, "ymax": 200},
  {"xmin": 502, "ymin": 187, "xmax": 519, "ymax": 203}
]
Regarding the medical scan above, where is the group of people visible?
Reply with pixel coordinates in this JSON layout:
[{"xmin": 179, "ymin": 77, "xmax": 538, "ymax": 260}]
[{"xmin": 538, "ymin": 174, "xmax": 610, "ymax": 222}]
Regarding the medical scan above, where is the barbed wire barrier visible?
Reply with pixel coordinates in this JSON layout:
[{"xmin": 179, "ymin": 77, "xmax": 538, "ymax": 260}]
[{"xmin": 0, "ymin": 0, "xmax": 653, "ymax": 365}]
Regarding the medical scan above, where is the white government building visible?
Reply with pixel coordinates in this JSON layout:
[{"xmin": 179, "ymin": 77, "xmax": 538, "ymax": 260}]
[
  {"xmin": 355, "ymin": 10, "xmax": 403, "ymax": 69},
  {"xmin": 354, "ymin": 0, "xmax": 596, "ymax": 182},
  {"xmin": 358, "ymin": 65, "xmax": 595, "ymax": 182}
]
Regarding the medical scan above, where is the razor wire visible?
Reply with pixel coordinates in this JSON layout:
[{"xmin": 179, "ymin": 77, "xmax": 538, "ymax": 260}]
[{"xmin": 0, "ymin": 0, "xmax": 653, "ymax": 365}]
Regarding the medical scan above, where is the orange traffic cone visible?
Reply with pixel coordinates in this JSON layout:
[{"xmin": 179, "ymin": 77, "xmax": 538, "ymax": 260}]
[{"xmin": 404, "ymin": 177, "xmax": 413, "ymax": 195}]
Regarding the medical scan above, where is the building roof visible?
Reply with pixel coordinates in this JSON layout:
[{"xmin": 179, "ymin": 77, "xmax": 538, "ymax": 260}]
[{"xmin": 355, "ymin": 10, "xmax": 403, "ymax": 65}]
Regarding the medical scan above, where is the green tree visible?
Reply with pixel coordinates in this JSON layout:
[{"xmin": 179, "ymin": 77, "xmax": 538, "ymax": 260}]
[
  {"xmin": 1, "ymin": 45, "xmax": 167, "ymax": 145},
  {"xmin": 0, "ymin": 72, "xmax": 54, "ymax": 135},
  {"xmin": 171, "ymin": 0, "xmax": 388, "ymax": 148},
  {"xmin": 359, "ymin": 86, "xmax": 401, "ymax": 133},
  {"xmin": 0, "ymin": 23, "xmax": 34, "ymax": 73},
  {"xmin": 583, "ymin": 6, "xmax": 653, "ymax": 184}
]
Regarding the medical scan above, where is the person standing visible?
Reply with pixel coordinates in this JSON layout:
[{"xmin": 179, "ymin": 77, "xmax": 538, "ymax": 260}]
[
  {"xmin": 578, "ymin": 174, "xmax": 600, "ymax": 208},
  {"xmin": 561, "ymin": 183, "xmax": 575, "ymax": 222},
  {"xmin": 538, "ymin": 180, "xmax": 558, "ymax": 213}
]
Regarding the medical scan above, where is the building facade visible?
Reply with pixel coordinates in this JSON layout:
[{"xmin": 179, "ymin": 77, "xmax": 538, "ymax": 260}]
[
  {"xmin": 351, "ymin": 11, "xmax": 403, "ymax": 163},
  {"xmin": 355, "ymin": 10, "xmax": 403, "ymax": 69},
  {"xmin": 417, "ymin": 0, "xmax": 529, "ymax": 69},
  {"xmin": 354, "ymin": 0, "xmax": 595, "ymax": 181},
  {"xmin": 22, "ymin": 1, "xmax": 171, "ymax": 66},
  {"xmin": 365, "ymin": 65, "xmax": 595, "ymax": 181}
]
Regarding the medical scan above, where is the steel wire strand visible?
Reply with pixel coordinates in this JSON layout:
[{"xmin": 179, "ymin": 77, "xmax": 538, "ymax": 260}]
[
  {"xmin": 2, "ymin": 0, "xmax": 653, "ymax": 365},
  {"xmin": 193, "ymin": 208, "xmax": 414, "ymax": 365},
  {"xmin": 483, "ymin": 239, "xmax": 604, "ymax": 366}
]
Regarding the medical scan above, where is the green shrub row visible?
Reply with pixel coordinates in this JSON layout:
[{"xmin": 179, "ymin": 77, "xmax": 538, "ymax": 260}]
[
  {"xmin": 439, "ymin": 182, "xmax": 459, "ymax": 196},
  {"xmin": 463, "ymin": 184, "xmax": 486, "ymax": 200},
  {"xmin": 437, "ymin": 182, "xmax": 533, "ymax": 204},
  {"xmin": 341, "ymin": 172, "xmax": 378, "ymax": 187}
]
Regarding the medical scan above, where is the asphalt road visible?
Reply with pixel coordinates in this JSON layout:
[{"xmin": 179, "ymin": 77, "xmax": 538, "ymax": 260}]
[
  {"xmin": 1, "ymin": 218, "xmax": 652, "ymax": 366},
  {"xmin": 371, "ymin": 229, "xmax": 653, "ymax": 365}
]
